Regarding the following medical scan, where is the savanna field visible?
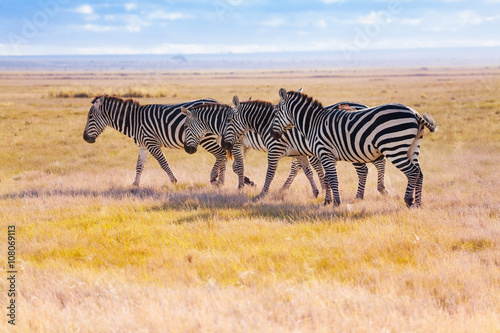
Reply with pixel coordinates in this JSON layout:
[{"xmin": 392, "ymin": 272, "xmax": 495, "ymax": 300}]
[{"xmin": 0, "ymin": 67, "xmax": 499, "ymax": 332}]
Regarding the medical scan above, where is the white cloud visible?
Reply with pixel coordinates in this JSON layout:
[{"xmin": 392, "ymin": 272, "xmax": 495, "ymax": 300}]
[
  {"xmin": 358, "ymin": 11, "xmax": 393, "ymax": 25},
  {"xmin": 399, "ymin": 18, "xmax": 422, "ymax": 26},
  {"xmin": 261, "ymin": 17, "xmax": 287, "ymax": 28},
  {"xmin": 82, "ymin": 24, "xmax": 114, "ymax": 32},
  {"xmin": 484, "ymin": 15, "xmax": 500, "ymax": 22},
  {"xmin": 316, "ymin": 19, "xmax": 327, "ymax": 29},
  {"xmin": 75, "ymin": 5, "xmax": 94, "ymax": 15},
  {"xmin": 148, "ymin": 10, "xmax": 191, "ymax": 21},
  {"xmin": 125, "ymin": 3, "xmax": 137, "ymax": 11},
  {"xmin": 457, "ymin": 10, "xmax": 483, "ymax": 25}
]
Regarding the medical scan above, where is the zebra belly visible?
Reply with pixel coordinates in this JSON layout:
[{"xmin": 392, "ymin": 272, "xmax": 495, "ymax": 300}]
[
  {"xmin": 320, "ymin": 125, "xmax": 382, "ymax": 163},
  {"xmin": 243, "ymin": 133, "xmax": 267, "ymax": 152},
  {"xmin": 284, "ymin": 146, "xmax": 312, "ymax": 157}
]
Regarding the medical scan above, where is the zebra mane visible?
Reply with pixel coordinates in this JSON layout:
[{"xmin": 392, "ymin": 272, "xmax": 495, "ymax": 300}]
[
  {"xmin": 241, "ymin": 100, "xmax": 274, "ymax": 110},
  {"xmin": 287, "ymin": 91, "xmax": 324, "ymax": 111},
  {"xmin": 188, "ymin": 102, "xmax": 232, "ymax": 114},
  {"xmin": 93, "ymin": 95, "xmax": 141, "ymax": 107}
]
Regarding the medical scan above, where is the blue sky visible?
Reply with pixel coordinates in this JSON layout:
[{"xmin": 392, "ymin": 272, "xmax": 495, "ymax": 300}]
[{"xmin": 0, "ymin": 0, "xmax": 499, "ymax": 55}]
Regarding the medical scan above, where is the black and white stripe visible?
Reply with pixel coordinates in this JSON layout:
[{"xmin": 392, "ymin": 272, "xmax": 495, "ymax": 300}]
[
  {"xmin": 271, "ymin": 88, "xmax": 437, "ymax": 207},
  {"xmin": 83, "ymin": 95, "xmax": 228, "ymax": 186},
  {"xmin": 181, "ymin": 103, "xmax": 321, "ymax": 197},
  {"xmin": 221, "ymin": 97, "xmax": 387, "ymax": 203}
]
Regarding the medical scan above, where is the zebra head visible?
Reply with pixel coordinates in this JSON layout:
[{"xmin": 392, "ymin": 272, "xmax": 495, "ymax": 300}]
[
  {"xmin": 83, "ymin": 95, "xmax": 109, "ymax": 144},
  {"xmin": 181, "ymin": 106, "xmax": 203, "ymax": 154},
  {"xmin": 221, "ymin": 95, "xmax": 246, "ymax": 152},
  {"xmin": 271, "ymin": 88, "xmax": 294, "ymax": 140}
]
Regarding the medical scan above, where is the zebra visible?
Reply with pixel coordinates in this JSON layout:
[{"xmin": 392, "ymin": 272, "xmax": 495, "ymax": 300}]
[
  {"xmin": 271, "ymin": 88, "xmax": 437, "ymax": 207},
  {"xmin": 180, "ymin": 103, "xmax": 322, "ymax": 197},
  {"xmin": 221, "ymin": 97, "xmax": 388, "ymax": 202},
  {"xmin": 82, "ymin": 95, "xmax": 229, "ymax": 187}
]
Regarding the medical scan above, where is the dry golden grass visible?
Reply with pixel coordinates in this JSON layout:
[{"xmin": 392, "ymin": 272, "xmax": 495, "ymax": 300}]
[{"xmin": 0, "ymin": 67, "xmax": 499, "ymax": 332}]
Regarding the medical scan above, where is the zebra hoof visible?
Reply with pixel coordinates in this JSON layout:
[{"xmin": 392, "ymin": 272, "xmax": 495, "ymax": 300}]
[
  {"xmin": 411, "ymin": 202, "xmax": 422, "ymax": 209},
  {"xmin": 355, "ymin": 194, "xmax": 364, "ymax": 200},
  {"xmin": 405, "ymin": 198, "xmax": 414, "ymax": 208},
  {"xmin": 378, "ymin": 188, "xmax": 389, "ymax": 196},
  {"xmin": 244, "ymin": 176, "xmax": 255, "ymax": 186},
  {"xmin": 132, "ymin": 182, "xmax": 140, "ymax": 187},
  {"xmin": 333, "ymin": 199, "xmax": 342, "ymax": 207},
  {"xmin": 252, "ymin": 194, "xmax": 265, "ymax": 202},
  {"xmin": 323, "ymin": 198, "xmax": 332, "ymax": 206},
  {"xmin": 313, "ymin": 190, "xmax": 319, "ymax": 198},
  {"xmin": 213, "ymin": 180, "xmax": 224, "ymax": 187}
]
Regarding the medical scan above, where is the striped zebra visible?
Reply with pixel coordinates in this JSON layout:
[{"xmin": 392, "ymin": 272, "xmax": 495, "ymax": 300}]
[
  {"xmin": 181, "ymin": 103, "xmax": 322, "ymax": 197},
  {"xmin": 271, "ymin": 88, "xmax": 437, "ymax": 207},
  {"xmin": 221, "ymin": 97, "xmax": 388, "ymax": 202},
  {"xmin": 82, "ymin": 95, "xmax": 228, "ymax": 186}
]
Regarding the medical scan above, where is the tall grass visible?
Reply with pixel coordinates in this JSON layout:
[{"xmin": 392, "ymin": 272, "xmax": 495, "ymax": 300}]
[
  {"xmin": 47, "ymin": 85, "xmax": 173, "ymax": 98},
  {"xmin": 0, "ymin": 68, "xmax": 499, "ymax": 332}
]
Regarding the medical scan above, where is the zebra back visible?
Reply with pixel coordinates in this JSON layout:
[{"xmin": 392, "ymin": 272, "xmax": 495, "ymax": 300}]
[{"xmin": 184, "ymin": 102, "xmax": 268, "ymax": 152}]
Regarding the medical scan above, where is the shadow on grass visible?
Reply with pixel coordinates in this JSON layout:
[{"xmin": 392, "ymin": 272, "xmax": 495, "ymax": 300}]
[
  {"xmin": 1, "ymin": 186, "xmax": 376, "ymax": 222},
  {"xmin": 0, "ymin": 186, "xmax": 168, "ymax": 201},
  {"xmin": 149, "ymin": 193, "xmax": 375, "ymax": 223}
]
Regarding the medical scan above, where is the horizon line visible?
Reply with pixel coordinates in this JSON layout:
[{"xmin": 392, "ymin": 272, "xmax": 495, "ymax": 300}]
[{"xmin": 1, "ymin": 45, "xmax": 500, "ymax": 58}]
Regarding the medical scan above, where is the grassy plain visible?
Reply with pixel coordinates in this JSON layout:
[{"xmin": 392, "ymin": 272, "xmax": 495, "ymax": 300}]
[{"xmin": 0, "ymin": 67, "xmax": 499, "ymax": 332}]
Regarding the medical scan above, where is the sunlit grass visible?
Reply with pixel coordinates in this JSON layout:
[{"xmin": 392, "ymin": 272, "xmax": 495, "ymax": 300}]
[
  {"xmin": 46, "ymin": 84, "xmax": 173, "ymax": 98},
  {"xmin": 0, "ymin": 68, "xmax": 499, "ymax": 332}
]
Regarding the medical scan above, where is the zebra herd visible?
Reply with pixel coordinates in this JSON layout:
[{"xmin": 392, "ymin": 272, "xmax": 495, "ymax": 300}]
[{"xmin": 83, "ymin": 88, "xmax": 436, "ymax": 208}]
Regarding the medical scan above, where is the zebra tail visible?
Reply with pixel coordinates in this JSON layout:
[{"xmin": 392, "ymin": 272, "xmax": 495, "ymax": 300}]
[{"xmin": 417, "ymin": 113, "xmax": 438, "ymax": 133}]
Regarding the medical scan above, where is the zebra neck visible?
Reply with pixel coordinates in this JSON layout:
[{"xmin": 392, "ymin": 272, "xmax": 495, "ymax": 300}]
[
  {"xmin": 291, "ymin": 103, "xmax": 324, "ymax": 140},
  {"xmin": 105, "ymin": 100, "xmax": 139, "ymax": 138},
  {"xmin": 245, "ymin": 105, "xmax": 274, "ymax": 136},
  {"xmin": 205, "ymin": 108, "xmax": 227, "ymax": 136}
]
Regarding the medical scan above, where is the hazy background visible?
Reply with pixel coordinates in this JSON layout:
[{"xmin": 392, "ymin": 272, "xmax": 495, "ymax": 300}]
[{"xmin": 0, "ymin": 0, "xmax": 499, "ymax": 69}]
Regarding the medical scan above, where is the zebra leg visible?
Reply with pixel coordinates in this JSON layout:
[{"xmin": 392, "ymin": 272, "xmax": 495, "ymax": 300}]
[
  {"xmin": 254, "ymin": 151, "xmax": 284, "ymax": 201},
  {"xmin": 147, "ymin": 144, "xmax": 177, "ymax": 184},
  {"xmin": 297, "ymin": 156, "xmax": 320, "ymax": 198},
  {"xmin": 232, "ymin": 142, "xmax": 248, "ymax": 189},
  {"xmin": 209, "ymin": 148, "xmax": 227, "ymax": 186},
  {"xmin": 385, "ymin": 155, "xmax": 421, "ymax": 208},
  {"xmin": 410, "ymin": 134, "xmax": 424, "ymax": 207},
  {"xmin": 319, "ymin": 154, "xmax": 342, "ymax": 206},
  {"xmin": 215, "ymin": 153, "xmax": 227, "ymax": 186},
  {"xmin": 132, "ymin": 147, "xmax": 149, "ymax": 186},
  {"xmin": 373, "ymin": 157, "xmax": 388, "ymax": 195},
  {"xmin": 310, "ymin": 156, "xmax": 332, "ymax": 205},
  {"xmin": 414, "ymin": 169, "xmax": 424, "ymax": 207},
  {"xmin": 279, "ymin": 158, "xmax": 301, "ymax": 192},
  {"xmin": 200, "ymin": 137, "xmax": 227, "ymax": 186},
  {"xmin": 353, "ymin": 163, "xmax": 368, "ymax": 200}
]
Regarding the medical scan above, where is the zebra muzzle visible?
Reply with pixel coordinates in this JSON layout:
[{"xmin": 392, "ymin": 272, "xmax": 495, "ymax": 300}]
[
  {"xmin": 220, "ymin": 137, "xmax": 233, "ymax": 152},
  {"xmin": 83, "ymin": 132, "xmax": 96, "ymax": 143},
  {"xmin": 184, "ymin": 143, "xmax": 197, "ymax": 154},
  {"xmin": 270, "ymin": 129, "xmax": 282, "ymax": 140}
]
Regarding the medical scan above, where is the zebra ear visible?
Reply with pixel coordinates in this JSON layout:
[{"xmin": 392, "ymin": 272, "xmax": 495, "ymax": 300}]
[
  {"xmin": 180, "ymin": 107, "xmax": 192, "ymax": 118},
  {"xmin": 92, "ymin": 95, "xmax": 104, "ymax": 108},
  {"xmin": 279, "ymin": 88, "xmax": 288, "ymax": 102},
  {"xmin": 297, "ymin": 87, "xmax": 304, "ymax": 93},
  {"xmin": 232, "ymin": 95, "xmax": 240, "ymax": 111}
]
